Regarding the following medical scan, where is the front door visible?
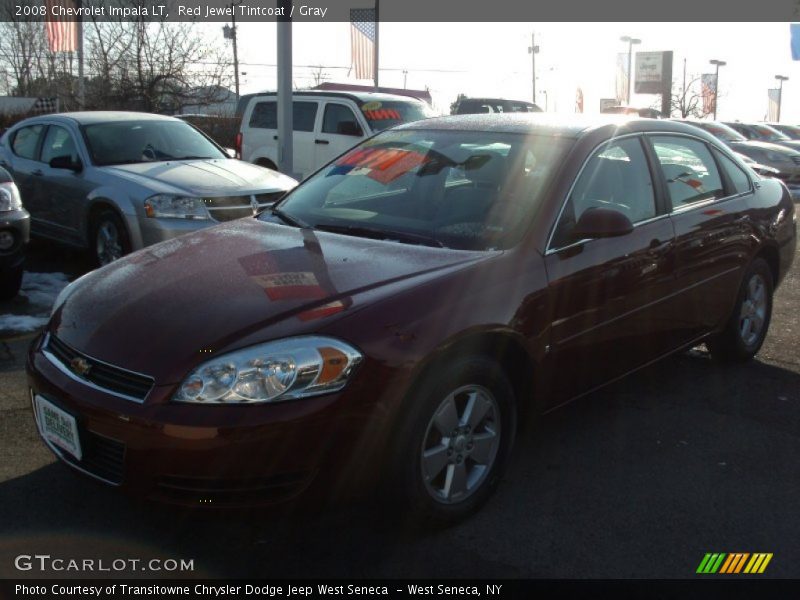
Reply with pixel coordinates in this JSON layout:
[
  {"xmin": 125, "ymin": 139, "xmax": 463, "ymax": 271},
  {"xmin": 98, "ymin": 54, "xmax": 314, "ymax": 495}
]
[{"xmin": 543, "ymin": 135, "xmax": 677, "ymax": 402}]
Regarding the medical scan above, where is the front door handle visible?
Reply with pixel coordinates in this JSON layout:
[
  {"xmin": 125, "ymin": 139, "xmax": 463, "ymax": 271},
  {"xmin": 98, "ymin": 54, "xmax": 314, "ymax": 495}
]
[
  {"xmin": 648, "ymin": 238, "xmax": 673, "ymax": 255},
  {"xmin": 315, "ymin": 139, "xmax": 330, "ymax": 145},
  {"xmin": 32, "ymin": 169, "xmax": 43, "ymax": 176}
]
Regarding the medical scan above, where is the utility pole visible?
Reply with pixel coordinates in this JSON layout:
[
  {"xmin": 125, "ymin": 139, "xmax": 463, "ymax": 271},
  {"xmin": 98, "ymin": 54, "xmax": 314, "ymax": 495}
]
[
  {"xmin": 403, "ymin": 70, "xmax": 408, "ymax": 89},
  {"xmin": 223, "ymin": 3, "xmax": 241, "ymax": 98},
  {"xmin": 709, "ymin": 59, "xmax": 726, "ymax": 120},
  {"xmin": 620, "ymin": 35, "xmax": 641, "ymax": 105},
  {"xmin": 277, "ymin": 0, "xmax": 293, "ymax": 176},
  {"xmin": 373, "ymin": 0, "xmax": 380, "ymax": 91},
  {"xmin": 681, "ymin": 57, "xmax": 686, "ymax": 118},
  {"xmin": 775, "ymin": 75, "xmax": 789, "ymax": 122},
  {"xmin": 77, "ymin": 0, "xmax": 84, "ymax": 108},
  {"xmin": 528, "ymin": 33, "xmax": 539, "ymax": 103}
]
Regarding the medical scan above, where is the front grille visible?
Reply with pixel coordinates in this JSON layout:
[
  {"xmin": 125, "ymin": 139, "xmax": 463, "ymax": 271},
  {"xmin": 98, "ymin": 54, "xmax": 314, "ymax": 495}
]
[
  {"xmin": 204, "ymin": 192, "xmax": 284, "ymax": 222},
  {"xmin": 61, "ymin": 430, "xmax": 126, "ymax": 485},
  {"xmin": 154, "ymin": 472, "xmax": 313, "ymax": 506},
  {"xmin": 45, "ymin": 334, "xmax": 154, "ymax": 402}
]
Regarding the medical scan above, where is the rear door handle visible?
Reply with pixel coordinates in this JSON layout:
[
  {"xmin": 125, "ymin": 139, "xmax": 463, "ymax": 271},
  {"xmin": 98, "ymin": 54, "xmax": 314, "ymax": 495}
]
[
  {"xmin": 273, "ymin": 135, "xmax": 278, "ymax": 140},
  {"xmin": 32, "ymin": 169, "xmax": 43, "ymax": 176},
  {"xmin": 315, "ymin": 139, "xmax": 330, "ymax": 145},
  {"xmin": 648, "ymin": 238, "xmax": 673, "ymax": 255}
]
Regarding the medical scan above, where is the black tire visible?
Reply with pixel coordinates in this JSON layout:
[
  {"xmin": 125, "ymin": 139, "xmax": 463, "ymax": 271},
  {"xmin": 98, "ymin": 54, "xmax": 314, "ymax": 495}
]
[
  {"xmin": 90, "ymin": 209, "xmax": 131, "ymax": 267},
  {"xmin": 257, "ymin": 159, "xmax": 278, "ymax": 172},
  {"xmin": 0, "ymin": 265, "xmax": 23, "ymax": 301},
  {"xmin": 385, "ymin": 356, "xmax": 517, "ymax": 524},
  {"xmin": 706, "ymin": 258, "xmax": 773, "ymax": 363}
]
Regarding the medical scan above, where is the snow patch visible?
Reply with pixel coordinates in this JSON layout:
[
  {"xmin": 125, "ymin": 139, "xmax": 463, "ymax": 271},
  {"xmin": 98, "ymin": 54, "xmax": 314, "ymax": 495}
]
[{"xmin": 0, "ymin": 271, "xmax": 71, "ymax": 336}]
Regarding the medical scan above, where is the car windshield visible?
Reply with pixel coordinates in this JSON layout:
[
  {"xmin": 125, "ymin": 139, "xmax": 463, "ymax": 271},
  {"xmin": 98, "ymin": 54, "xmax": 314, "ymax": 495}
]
[
  {"xmin": 360, "ymin": 100, "xmax": 437, "ymax": 132},
  {"xmin": 83, "ymin": 120, "xmax": 227, "ymax": 166},
  {"xmin": 263, "ymin": 129, "xmax": 573, "ymax": 251},
  {"xmin": 750, "ymin": 124, "xmax": 790, "ymax": 142},
  {"xmin": 699, "ymin": 122, "xmax": 747, "ymax": 142},
  {"xmin": 773, "ymin": 124, "xmax": 800, "ymax": 138}
]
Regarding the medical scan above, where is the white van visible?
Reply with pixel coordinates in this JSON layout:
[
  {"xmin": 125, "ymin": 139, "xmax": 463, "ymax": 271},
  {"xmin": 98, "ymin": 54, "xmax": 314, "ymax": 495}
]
[{"xmin": 237, "ymin": 91, "xmax": 436, "ymax": 180}]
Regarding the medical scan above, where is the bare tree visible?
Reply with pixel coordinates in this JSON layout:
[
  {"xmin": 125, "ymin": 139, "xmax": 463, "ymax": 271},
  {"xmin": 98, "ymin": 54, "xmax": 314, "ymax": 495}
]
[
  {"xmin": 670, "ymin": 75, "xmax": 713, "ymax": 119},
  {"xmin": 85, "ymin": 3, "xmax": 232, "ymax": 112},
  {"xmin": 0, "ymin": 4, "xmax": 58, "ymax": 98},
  {"xmin": 310, "ymin": 65, "xmax": 329, "ymax": 87}
]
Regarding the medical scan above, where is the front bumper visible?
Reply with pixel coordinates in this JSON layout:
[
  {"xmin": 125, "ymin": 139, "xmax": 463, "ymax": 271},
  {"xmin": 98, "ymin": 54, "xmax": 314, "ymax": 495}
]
[
  {"xmin": 136, "ymin": 217, "xmax": 214, "ymax": 250},
  {"xmin": 26, "ymin": 333, "xmax": 387, "ymax": 507},
  {"xmin": 0, "ymin": 208, "xmax": 29, "ymax": 271}
]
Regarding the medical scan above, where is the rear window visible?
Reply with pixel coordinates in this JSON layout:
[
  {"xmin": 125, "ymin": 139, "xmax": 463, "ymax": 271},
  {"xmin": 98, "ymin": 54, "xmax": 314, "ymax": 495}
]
[
  {"xmin": 248, "ymin": 101, "xmax": 318, "ymax": 132},
  {"xmin": 360, "ymin": 100, "xmax": 435, "ymax": 132},
  {"xmin": 699, "ymin": 123, "xmax": 747, "ymax": 143}
]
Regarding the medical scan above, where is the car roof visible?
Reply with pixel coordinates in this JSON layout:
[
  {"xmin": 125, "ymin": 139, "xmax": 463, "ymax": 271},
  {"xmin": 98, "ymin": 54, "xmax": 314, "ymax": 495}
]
[
  {"xmin": 393, "ymin": 113, "xmax": 713, "ymax": 140},
  {"xmin": 23, "ymin": 111, "xmax": 181, "ymax": 125},
  {"xmin": 242, "ymin": 90, "xmax": 424, "ymax": 105}
]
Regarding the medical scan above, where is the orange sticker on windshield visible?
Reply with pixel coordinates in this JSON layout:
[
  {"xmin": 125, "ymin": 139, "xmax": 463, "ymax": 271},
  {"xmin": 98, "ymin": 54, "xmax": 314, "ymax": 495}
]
[
  {"xmin": 334, "ymin": 147, "xmax": 427, "ymax": 184},
  {"xmin": 364, "ymin": 109, "xmax": 401, "ymax": 121}
]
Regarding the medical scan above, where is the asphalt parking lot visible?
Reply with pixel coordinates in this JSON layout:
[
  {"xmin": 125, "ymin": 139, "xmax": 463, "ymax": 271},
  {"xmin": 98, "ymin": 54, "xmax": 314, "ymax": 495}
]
[{"xmin": 1, "ymin": 238, "xmax": 799, "ymax": 580}]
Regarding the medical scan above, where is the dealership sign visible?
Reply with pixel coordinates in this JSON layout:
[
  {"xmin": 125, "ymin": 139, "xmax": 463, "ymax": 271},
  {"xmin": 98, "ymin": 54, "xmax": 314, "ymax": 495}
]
[{"xmin": 634, "ymin": 51, "xmax": 673, "ymax": 94}]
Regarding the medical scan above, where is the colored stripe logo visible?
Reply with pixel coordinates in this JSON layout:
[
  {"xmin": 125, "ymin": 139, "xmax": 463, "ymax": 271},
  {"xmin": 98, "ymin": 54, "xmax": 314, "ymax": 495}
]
[{"xmin": 697, "ymin": 553, "xmax": 773, "ymax": 574}]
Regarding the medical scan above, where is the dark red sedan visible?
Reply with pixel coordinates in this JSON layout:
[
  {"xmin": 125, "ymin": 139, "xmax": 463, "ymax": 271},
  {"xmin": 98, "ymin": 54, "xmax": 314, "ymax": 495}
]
[{"xmin": 28, "ymin": 115, "xmax": 797, "ymax": 522}]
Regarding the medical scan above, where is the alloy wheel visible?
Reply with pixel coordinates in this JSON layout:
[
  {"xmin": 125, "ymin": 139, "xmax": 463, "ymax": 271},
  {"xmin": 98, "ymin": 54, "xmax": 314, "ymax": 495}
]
[
  {"xmin": 739, "ymin": 273, "xmax": 767, "ymax": 347},
  {"xmin": 96, "ymin": 221, "xmax": 123, "ymax": 266},
  {"xmin": 420, "ymin": 384, "xmax": 501, "ymax": 504}
]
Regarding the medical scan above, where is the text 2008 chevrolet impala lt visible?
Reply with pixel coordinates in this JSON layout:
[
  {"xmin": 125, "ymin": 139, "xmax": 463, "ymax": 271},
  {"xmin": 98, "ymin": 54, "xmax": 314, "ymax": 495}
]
[{"xmin": 28, "ymin": 116, "xmax": 796, "ymax": 521}]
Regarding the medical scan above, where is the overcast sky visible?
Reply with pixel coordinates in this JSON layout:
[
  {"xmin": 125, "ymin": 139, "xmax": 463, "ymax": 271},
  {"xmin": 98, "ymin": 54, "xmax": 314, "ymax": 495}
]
[{"xmin": 215, "ymin": 21, "xmax": 800, "ymax": 122}]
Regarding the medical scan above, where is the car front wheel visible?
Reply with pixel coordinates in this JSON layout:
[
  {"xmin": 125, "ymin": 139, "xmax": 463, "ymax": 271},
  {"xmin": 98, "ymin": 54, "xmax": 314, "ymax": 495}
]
[
  {"xmin": 707, "ymin": 257, "xmax": 774, "ymax": 363},
  {"xmin": 91, "ymin": 210, "xmax": 131, "ymax": 267},
  {"xmin": 387, "ymin": 356, "xmax": 517, "ymax": 523}
]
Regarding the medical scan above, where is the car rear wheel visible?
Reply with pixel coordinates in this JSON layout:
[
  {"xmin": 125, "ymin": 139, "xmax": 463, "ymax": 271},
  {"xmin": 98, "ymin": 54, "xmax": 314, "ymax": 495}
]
[
  {"xmin": 386, "ymin": 356, "xmax": 517, "ymax": 523},
  {"xmin": 707, "ymin": 258, "xmax": 773, "ymax": 363},
  {"xmin": 0, "ymin": 265, "xmax": 23, "ymax": 301},
  {"xmin": 91, "ymin": 210, "xmax": 131, "ymax": 267}
]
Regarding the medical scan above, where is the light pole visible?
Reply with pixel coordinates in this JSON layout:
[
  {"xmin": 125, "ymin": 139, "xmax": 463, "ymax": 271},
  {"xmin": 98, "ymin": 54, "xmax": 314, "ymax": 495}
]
[
  {"xmin": 709, "ymin": 59, "xmax": 726, "ymax": 120},
  {"xmin": 528, "ymin": 33, "xmax": 539, "ymax": 104},
  {"xmin": 775, "ymin": 75, "xmax": 789, "ymax": 122},
  {"xmin": 540, "ymin": 90, "xmax": 548, "ymax": 112},
  {"xmin": 620, "ymin": 35, "xmax": 641, "ymax": 105},
  {"xmin": 403, "ymin": 70, "xmax": 408, "ymax": 89}
]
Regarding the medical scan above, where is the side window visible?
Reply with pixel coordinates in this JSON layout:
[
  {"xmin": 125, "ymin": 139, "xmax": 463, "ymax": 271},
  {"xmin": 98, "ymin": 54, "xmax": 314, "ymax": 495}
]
[
  {"xmin": 551, "ymin": 137, "xmax": 656, "ymax": 248},
  {"xmin": 651, "ymin": 136, "xmax": 724, "ymax": 208},
  {"xmin": 322, "ymin": 103, "xmax": 360, "ymax": 135},
  {"xmin": 41, "ymin": 126, "xmax": 79, "ymax": 164},
  {"xmin": 249, "ymin": 101, "xmax": 276, "ymax": 129},
  {"xmin": 292, "ymin": 101, "xmax": 318, "ymax": 132},
  {"xmin": 11, "ymin": 125, "xmax": 44, "ymax": 160},
  {"xmin": 712, "ymin": 148, "xmax": 752, "ymax": 195}
]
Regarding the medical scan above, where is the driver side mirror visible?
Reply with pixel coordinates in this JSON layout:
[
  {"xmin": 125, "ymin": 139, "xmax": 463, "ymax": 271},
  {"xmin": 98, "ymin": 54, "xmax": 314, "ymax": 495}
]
[
  {"xmin": 336, "ymin": 121, "xmax": 364, "ymax": 137},
  {"xmin": 49, "ymin": 155, "xmax": 82, "ymax": 172},
  {"xmin": 572, "ymin": 207, "xmax": 633, "ymax": 240}
]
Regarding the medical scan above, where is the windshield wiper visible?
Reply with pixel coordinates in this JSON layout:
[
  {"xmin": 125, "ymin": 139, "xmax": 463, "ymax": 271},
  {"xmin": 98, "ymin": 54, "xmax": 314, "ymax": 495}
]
[
  {"xmin": 269, "ymin": 206, "xmax": 310, "ymax": 228},
  {"xmin": 174, "ymin": 155, "xmax": 218, "ymax": 160},
  {"xmin": 315, "ymin": 224, "xmax": 444, "ymax": 248}
]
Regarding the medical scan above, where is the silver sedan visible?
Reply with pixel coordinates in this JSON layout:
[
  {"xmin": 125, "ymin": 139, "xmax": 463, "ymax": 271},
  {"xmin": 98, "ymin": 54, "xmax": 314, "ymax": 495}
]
[{"xmin": 0, "ymin": 112, "xmax": 297, "ymax": 265}]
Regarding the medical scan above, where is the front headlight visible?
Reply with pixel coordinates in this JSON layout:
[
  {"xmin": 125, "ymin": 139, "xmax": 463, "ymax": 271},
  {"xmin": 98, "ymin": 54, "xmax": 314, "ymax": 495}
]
[
  {"xmin": 144, "ymin": 194, "xmax": 209, "ymax": 220},
  {"xmin": 0, "ymin": 182, "xmax": 22, "ymax": 212},
  {"xmin": 174, "ymin": 336, "xmax": 363, "ymax": 404}
]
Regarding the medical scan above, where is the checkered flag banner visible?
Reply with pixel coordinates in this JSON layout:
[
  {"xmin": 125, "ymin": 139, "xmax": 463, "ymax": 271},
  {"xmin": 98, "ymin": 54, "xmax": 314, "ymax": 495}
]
[
  {"xmin": 350, "ymin": 8, "xmax": 376, "ymax": 80},
  {"xmin": 33, "ymin": 97, "xmax": 59, "ymax": 114}
]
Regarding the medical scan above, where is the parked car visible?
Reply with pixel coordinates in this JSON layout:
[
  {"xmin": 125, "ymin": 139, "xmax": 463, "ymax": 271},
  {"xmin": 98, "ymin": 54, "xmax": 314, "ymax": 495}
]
[
  {"xmin": 452, "ymin": 97, "xmax": 543, "ymax": 115},
  {"xmin": 29, "ymin": 115, "xmax": 796, "ymax": 521},
  {"xmin": 0, "ymin": 112, "xmax": 297, "ymax": 266},
  {"xmin": 766, "ymin": 123, "xmax": 800, "ymax": 140},
  {"xmin": 723, "ymin": 121, "xmax": 800, "ymax": 152},
  {"xmin": 0, "ymin": 166, "xmax": 29, "ymax": 300},
  {"xmin": 237, "ymin": 91, "xmax": 436, "ymax": 180},
  {"xmin": 675, "ymin": 120, "xmax": 800, "ymax": 198},
  {"xmin": 600, "ymin": 106, "xmax": 662, "ymax": 118}
]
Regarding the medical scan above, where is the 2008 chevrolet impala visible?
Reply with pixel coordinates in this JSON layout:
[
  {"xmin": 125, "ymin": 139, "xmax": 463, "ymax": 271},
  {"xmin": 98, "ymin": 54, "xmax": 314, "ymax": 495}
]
[{"xmin": 27, "ymin": 115, "xmax": 797, "ymax": 521}]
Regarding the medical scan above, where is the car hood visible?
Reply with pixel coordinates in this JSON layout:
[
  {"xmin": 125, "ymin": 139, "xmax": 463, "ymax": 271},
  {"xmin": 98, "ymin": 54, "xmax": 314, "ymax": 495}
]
[
  {"xmin": 52, "ymin": 219, "xmax": 491, "ymax": 384},
  {"xmin": 102, "ymin": 159, "xmax": 297, "ymax": 195}
]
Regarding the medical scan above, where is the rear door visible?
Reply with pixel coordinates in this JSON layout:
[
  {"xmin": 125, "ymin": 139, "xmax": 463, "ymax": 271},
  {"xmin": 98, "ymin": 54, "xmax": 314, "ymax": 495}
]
[
  {"xmin": 543, "ymin": 135, "xmax": 677, "ymax": 400},
  {"xmin": 647, "ymin": 134, "xmax": 754, "ymax": 339},
  {"xmin": 314, "ymin": 101, "xmax": 367, "ymax": 167}
]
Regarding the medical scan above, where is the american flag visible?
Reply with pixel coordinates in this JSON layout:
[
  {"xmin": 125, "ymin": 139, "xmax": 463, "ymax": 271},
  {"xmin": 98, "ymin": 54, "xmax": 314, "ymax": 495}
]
[
  {"xmin": 45, "ymin": 0, "xmax": 78, "ymax": 53},
  {"xmin": 701, "ymin": 74, "xmax": 716, "ymax": 115},
  {"xmin": 350, "ymin": 8, "xmax": 376, "ymax": 80}
]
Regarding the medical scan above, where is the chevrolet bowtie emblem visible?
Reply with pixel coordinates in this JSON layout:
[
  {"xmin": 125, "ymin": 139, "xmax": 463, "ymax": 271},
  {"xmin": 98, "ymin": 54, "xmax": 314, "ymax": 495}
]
[{"xmin": 70, "ymin": 357, "xmax": 91, "ymax": 376}]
